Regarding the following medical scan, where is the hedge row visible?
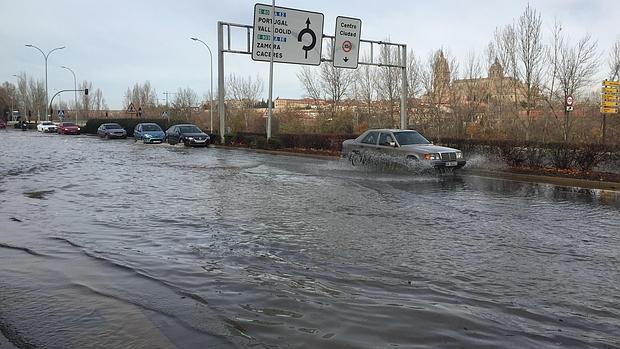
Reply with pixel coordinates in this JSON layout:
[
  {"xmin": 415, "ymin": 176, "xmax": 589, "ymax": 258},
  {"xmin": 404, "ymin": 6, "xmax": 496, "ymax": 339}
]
[
  {"xmin": 215, "ymin": 132, "xmax": 618, "ymax": 172},
  {"xmin": 432, "ymin": 138, "xmax": 619, "ymax": 172}
]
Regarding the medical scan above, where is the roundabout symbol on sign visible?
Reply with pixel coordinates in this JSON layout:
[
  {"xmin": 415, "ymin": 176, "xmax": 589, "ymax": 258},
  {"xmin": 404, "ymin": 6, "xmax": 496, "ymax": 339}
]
[
  {"xmin": 297, "ymin": 18, "xmax": 317, "ymax": 59},
  {"xmin": 342, "ymin": 40, "xmax": 352, "ymax": 53},
  {"xmin": 566, "ymin": 95, "xmax": 574, "ymax": 106}
]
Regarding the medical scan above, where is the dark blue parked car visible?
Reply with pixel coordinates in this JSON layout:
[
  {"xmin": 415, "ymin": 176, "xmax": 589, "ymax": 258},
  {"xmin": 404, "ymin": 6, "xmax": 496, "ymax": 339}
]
[{"xmin": 134, "ymin": 123, "xmax": 165, "ymax": 144}]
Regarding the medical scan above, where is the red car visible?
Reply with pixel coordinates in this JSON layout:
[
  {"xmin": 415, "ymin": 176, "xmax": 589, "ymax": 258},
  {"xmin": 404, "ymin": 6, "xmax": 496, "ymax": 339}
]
[{"xmin": 57, "ymin": 122, "xmax": 80, "ymax": 135}]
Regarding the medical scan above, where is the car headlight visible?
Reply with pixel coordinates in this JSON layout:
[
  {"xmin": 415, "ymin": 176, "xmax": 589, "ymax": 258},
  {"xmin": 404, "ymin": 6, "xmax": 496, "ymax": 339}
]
[
  {"xmin": 144, "ymin": 134, "xmax": 152, "ymax": 138},
  {"xmin": 188, "ymin": 137, "xmax": 194, "ymax": 141},
  {"xmin": 456, "ymin": 151, "xmax": 463, "ymax": 159},
  {"xmin": 423, "ymin": 153, "xmax": 440, "ymax": 160},
  {"xmin": 77, "ymin": 127, "xmax": 81, "ymax": 131}
]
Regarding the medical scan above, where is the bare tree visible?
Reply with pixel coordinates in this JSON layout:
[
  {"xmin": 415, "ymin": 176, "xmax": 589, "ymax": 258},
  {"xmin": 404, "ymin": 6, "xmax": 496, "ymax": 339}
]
[
  {"xmin": 226, "ymin": 74, "xmax": 264, "ymax": 131},
  {"xmin": 172, "ymin": 87, "xmax": 199, "ymax": 120},
  {"xmin": 353, "ymin": 54, "xmax": 377, "ymax": 125},
  {"xmin": 124, "ymin": 81, "xmax": 158, "ymax": 114},
  {"xmin": 488, "ymin": 23, "xmax": 519, "ymax": 131},
  {"xmin": 454, "ymin": 51, "xmax": 484, "ymax": 138},
  {"xmin": 79, "ymin": 80, "xmax": 93, "ymax": 117},
  {"xmin": 540, "ymin": 20, "xmax": 564, "ymax": 142},
  {"xmin": 377, "ymin": 44, "xmax": 402, "ymax": 126},
  {"xmin": 419, "ymin": 49, "xmax": 458, "ymax": 135},
  {"xmin": 28, "ymin": 78, "xmax": 45, "ymax": 121},
  {"xmin": 516, "ymin": 4, "xmax": 545, "ymax": 141},
  {"xmin": 554, "ymin": 32, "xmax": 599, "ymax": 142},
  {"xmin": 609, "ymin": 38, "xmax": 620, "ymax": 80},
  {"xmin": 297, "ymin": 66, "xmax": 323, "ymax": 102},
  {"xmin": 321, "ymin": 63, "xmax": 353, "ymax": 117}
]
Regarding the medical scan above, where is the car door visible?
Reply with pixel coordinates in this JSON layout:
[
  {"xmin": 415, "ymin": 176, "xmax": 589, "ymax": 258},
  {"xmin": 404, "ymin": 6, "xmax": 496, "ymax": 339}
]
[
  {"xmin": 377, "ymin": 132, "xmax": 399, "ymax": 159},
  {"xmin": 358, "ymin": 131, "xmax": 379, "ymax": 153},
  {"xmin": 134, "ymin": 124, "xmax": 142, "ymax": 140},
  {"xmin": 169, "ymin": 126, "xmax": 179, "ymax": 144}
]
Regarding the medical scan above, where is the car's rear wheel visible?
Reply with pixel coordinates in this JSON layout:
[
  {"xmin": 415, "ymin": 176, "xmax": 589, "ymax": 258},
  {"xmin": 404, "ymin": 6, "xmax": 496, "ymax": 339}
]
[{"xmin": 349, "ymin": 152, "xmax": 362, "ymax": 166}]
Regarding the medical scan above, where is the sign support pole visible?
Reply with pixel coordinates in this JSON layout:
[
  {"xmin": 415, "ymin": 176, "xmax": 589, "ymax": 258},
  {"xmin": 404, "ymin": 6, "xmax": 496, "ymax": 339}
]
[
  {"xmin": 267, "ymin": 0, "xmax": 275, "ymax": 140},
  {"xmin": 218, "ymin": 21, "xmax": 226, "ymax": 144},
  {"xmin": 602, "ymin": 112, "xmax": 607, "ymax": 145},
  {"xmin": 400, "ymin": 44, "xmax": 408, "ymax": 130}
]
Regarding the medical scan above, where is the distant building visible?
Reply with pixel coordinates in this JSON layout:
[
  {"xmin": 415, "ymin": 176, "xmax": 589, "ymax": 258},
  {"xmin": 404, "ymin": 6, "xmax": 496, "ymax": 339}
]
[
  {"xmin": 452, "ymin": 58, "xmax": 528, "ymax": 105},
  {"xmin": 422, "ymin": 50, "xmax": 530, "ymax": 109},
  {"xmin": 274, "ymin": 98, "xmax": 320, "ymax": 110}
]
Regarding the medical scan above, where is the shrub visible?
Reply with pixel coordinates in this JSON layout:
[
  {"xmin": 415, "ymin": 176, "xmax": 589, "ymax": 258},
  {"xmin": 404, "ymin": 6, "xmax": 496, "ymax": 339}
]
[
  {"xmin": 549, "ymin": 143, "xmax": 578, "ymax": 169},
  {"xmin": 574, "ymin": 144, "xmax": 608, "ymax": 172}
]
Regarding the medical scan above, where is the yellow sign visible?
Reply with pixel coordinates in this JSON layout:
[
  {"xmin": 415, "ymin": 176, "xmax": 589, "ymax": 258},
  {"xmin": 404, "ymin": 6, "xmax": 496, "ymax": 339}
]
[
  {"xmin": 602, "ymin": 80, "xmax": 620, "ymax": 86},
  {"xmin": 602, "ymin": 87, "xmax": 619, "ymax": 94},
  {"xmin": 602, "ymin": 101, "xmax": 618, "ymax": 107},
  {"xmin": 601, "ymin": 107, "xmax": 618, "ymax": 114},
  {"xmin": 603, "ymin": 94, "xmax": 619, "ymax": 101}
]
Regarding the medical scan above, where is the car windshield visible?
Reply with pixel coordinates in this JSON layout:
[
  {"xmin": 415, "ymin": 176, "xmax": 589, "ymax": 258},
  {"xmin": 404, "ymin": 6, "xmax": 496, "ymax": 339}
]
[
  {"xmin": 142, "ymin": 124, "xmax": 162, "ymax": 131},
  {"xmin": 62, "ymin": 122, "xmax": 76, "ymax": 126},
  {"xmin": 179, "ymin": 126, "xmax": 202, "ymax": 133},
  {"xmin": 393, "ymin": 131, "xmax": 431, "ymax": 145},
  {"xmin": 42, "ymin": 122, "xmax": 54, "ymax": 125},
  {"xmin": 105, "ymin": 124, "xmax": 123, "ymax": 129}
]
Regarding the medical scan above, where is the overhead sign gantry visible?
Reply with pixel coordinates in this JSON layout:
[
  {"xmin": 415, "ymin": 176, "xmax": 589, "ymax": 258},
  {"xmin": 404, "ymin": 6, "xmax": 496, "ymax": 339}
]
[{"xmin": 216, "ymin": 4, "xmax": 408, "ymax": 142}]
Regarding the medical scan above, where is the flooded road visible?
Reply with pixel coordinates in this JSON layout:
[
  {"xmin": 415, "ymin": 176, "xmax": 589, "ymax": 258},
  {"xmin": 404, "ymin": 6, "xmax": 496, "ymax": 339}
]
[{"xmin": 1, "ymin": 130, "xmax": 619, "ymax": 349}]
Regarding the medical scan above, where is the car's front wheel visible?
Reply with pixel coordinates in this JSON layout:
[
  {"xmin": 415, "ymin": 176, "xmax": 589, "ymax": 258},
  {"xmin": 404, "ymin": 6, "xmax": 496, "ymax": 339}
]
[{"xmin": 349, "ymin": 152, "xmax": 363, "ymax": 166}]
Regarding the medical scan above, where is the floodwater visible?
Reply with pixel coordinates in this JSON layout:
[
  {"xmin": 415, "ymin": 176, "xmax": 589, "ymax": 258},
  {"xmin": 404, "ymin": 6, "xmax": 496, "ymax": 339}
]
[{"xmin": 1, "ymin": 130, "xmax": 619, "ymax": 349}]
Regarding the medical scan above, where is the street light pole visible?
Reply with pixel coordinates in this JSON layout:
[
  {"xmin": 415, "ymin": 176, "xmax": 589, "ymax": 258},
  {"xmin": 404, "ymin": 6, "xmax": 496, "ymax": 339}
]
[
  {"xmin": 60, "ymin": 65, "xmax": 78, "ymax": 124},
  {"xmin": 25, "ymin": 44, "xmax": 65, "ymax": 121},
  {"xmin": 11, "ymin": 74, "xmax": 18, "ymax": 122},
  {"xmin": 190, "ymin": 37, "xmax": 214, "ymax": 132}
]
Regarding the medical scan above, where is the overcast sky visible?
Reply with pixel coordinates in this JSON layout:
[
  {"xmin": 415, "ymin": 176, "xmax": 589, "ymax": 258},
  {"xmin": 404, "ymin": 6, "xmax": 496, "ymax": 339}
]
[{"xmin": 2, "ymin": 0, "xmax": 619, "ymax": 109}]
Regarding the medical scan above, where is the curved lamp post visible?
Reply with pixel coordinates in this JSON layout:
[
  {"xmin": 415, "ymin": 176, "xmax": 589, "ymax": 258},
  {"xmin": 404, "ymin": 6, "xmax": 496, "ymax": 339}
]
[
  {"xmin": 25, "ymin": 44, "xmax": 65, "ymax": 120},
  {"xmin": 60, "ymin": 65, "xmax": 78, "ymax": 124},
  {"xmin": 190, "ymin": 37, "xmax": 214, "ymax": 132}
]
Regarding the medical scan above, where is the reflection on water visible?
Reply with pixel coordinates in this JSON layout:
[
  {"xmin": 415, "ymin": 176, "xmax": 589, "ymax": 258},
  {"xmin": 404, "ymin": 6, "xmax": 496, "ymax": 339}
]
[{"xmin": 1, "ymin": 130, "xmax": 619, "ymax": 349}]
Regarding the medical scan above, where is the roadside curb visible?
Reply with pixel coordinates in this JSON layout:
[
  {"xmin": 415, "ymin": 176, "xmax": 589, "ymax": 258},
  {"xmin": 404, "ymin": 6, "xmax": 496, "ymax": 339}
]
[
  {"xmin": 464, "ymin": 169, "xmax": 620, "ymax": 191},
  {"xmin": 213, "ymin": 145, "xmax": 340, "ymax": 160}
]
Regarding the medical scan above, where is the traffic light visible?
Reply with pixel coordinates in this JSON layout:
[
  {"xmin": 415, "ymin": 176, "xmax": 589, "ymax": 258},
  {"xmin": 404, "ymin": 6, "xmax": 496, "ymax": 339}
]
[{"xmin": 84, "ymin": 88, "xmax": 89, "ymax": 95}]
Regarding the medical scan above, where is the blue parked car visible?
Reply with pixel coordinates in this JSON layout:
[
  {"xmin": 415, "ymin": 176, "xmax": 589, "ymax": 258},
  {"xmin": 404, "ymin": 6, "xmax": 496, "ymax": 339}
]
[{"xmin": 134, "ymin": 123, "xmax": 165, "ymax": 144}]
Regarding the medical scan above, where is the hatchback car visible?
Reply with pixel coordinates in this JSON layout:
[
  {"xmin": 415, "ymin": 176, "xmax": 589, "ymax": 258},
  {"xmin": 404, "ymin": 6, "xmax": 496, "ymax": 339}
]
[
  {"xmin": 97, "ymin": 123, "xmax": 127, "ymax": 139},
  {"xmin": 342, "ymin": 129, "xmax": 466, "ymax": 169},
  {"xmin": 57, "ymin": 122, "xmax": 80, "ymax": 135},
  {"xmin": 165, "ymin": 124, "xmax": 210, "ymax": 147},
  {"xmin": 37, "ymin": 121, "xmax": 58, "ymax": 133},
  {"xmin": 134, "ymin": 123, "xmax": 165, "ymax": 143}
]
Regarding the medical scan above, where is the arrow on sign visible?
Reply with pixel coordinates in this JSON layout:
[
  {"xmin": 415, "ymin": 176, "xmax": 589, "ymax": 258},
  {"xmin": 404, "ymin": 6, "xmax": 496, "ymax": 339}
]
[
  {"xmin": 297, "ymin": 18, "xmax": 316, "ymax": 59},
  {"xmin": 343, "ymin": 57, "xmax": 349, "ymax": 62}
]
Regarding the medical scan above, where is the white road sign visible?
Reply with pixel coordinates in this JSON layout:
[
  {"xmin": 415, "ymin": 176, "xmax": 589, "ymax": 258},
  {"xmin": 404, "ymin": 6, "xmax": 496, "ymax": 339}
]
[
  {"xmin": 252, "ymin": 3, "xmax": 324, "ymax": 66},
  {"xmin": 333, "ymin": 16, "xmax": 362, "ymax": 69}
]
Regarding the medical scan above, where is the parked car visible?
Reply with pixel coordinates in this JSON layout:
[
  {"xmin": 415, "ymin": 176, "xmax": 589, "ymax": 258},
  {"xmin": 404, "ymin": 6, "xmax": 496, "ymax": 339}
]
[
  {"xmin": 0, "ymin": 120, "xmax": 6, "ymax": 129},
  {"xmin": 57, "ymin": 122, "xmax": 80, "ymax": 135},
  {"xmin": 165, "ymin": 124, "xmax": 210, "ymax": 147},
  {"xmin": 342, "ymin": 129, "xmax": 466, "ymax": 169},
  {"xmin": 37, "ymin": 121, "xmax": 58, "ymax": 133},
  {"xmin": 97, "ymin": 123, "xmax": 127, "ymax": 139},
  {"xmin": 134, "ymin": 123, "xmax": 165, "ymax": 143}
]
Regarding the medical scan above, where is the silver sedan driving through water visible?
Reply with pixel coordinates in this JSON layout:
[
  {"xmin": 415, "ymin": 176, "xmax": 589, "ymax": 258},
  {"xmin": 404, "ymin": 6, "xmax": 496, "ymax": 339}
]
[{"xmin": 342, "ymin": 129, "xmax": 466, "ymax": 169}]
